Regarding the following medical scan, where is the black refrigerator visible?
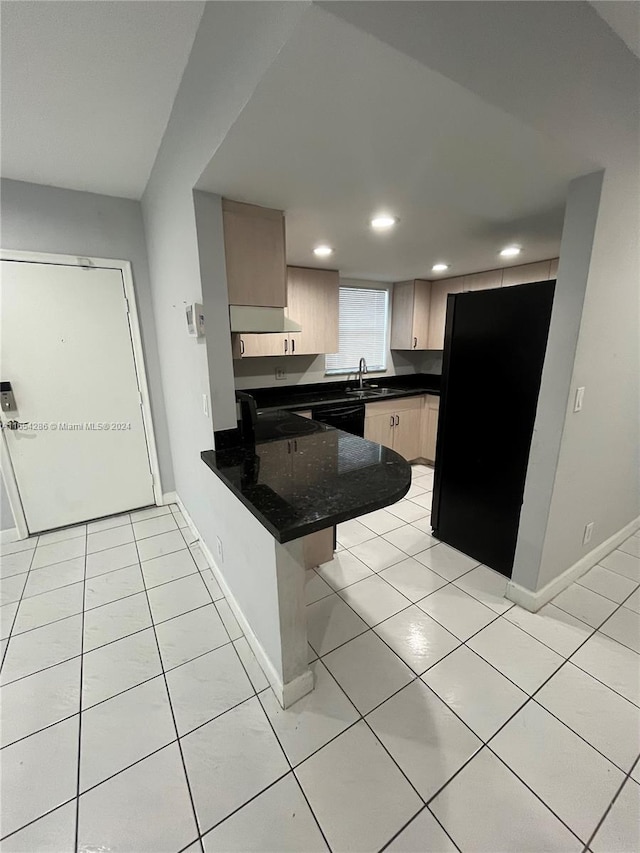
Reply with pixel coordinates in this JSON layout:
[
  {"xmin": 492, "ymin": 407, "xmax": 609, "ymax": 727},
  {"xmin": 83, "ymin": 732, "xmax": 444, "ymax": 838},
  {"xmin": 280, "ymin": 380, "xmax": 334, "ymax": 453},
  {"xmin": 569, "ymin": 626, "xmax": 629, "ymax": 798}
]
[{"xmin": 431, "ymin": 280, "xmax": 555, "ymax": 578}]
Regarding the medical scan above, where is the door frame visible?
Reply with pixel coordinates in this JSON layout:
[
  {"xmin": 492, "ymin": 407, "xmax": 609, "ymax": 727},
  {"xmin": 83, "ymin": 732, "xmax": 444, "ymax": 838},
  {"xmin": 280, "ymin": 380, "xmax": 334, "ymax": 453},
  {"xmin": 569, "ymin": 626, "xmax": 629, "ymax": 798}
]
[{"xmin": 0, "ymin": 249, "xmax": 164, "ymax": 538}]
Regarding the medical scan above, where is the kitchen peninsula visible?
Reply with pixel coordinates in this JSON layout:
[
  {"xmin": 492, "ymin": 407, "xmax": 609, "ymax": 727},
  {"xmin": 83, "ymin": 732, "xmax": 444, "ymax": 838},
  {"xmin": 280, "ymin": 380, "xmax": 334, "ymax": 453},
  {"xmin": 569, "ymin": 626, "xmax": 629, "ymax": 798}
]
[{"xmin": 201, "ymin": 408, "xmax": 411, "ymax": 708}]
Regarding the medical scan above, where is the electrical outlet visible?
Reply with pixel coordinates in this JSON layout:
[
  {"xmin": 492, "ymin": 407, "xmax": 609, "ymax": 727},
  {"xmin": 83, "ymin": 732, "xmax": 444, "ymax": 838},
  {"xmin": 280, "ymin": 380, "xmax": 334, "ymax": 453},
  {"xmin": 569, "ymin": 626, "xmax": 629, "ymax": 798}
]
[
  {"xmin": 216, "ymin": 536, "xmax": 224, "ymax": 563},
  {"xmin": 275, "ymin": 367, "xmax": 287, "ymax": 381},
  {"xmin": 583, "ymin": 522, "xmax": 594, "ymax": 545},
  {"xmin": 574, "ymin": 386, "xmax": 585, "ymax": 413}
]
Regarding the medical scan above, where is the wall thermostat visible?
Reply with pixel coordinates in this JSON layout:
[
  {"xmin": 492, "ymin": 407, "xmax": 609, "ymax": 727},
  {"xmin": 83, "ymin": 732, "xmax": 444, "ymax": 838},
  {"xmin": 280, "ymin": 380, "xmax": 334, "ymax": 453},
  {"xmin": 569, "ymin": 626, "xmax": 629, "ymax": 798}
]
[{"xmin": 186, "ymin": 303, "xmax": 205, "ymax": 338}]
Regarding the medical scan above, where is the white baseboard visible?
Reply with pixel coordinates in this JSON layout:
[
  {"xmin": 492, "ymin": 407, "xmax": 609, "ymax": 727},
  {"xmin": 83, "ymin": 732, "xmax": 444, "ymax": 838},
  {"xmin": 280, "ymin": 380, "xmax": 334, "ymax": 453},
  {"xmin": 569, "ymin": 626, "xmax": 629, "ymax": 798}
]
[
  {"xmin": 161, "ymin": 491, "xmax": 178, "ymax": 506},
  {"xmin": 0, "ymin": 527, "xmax": 20, "ymax": 544},
  {"xmin": 507, "ymin": 515, "xmax": 640, "ymax": 612},
  {"xmin": 172, "ymin": 494, "xmax": 312, "ymax": 708}
]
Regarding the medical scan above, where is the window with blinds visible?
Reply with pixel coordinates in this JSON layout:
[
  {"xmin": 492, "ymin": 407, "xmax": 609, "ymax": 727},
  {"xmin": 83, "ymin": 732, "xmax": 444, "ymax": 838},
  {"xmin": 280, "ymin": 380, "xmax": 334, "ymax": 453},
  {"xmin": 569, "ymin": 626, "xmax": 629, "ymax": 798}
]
[{"xmin": 326, "ymin": 286, "xmax": 388, "ymax": 374}]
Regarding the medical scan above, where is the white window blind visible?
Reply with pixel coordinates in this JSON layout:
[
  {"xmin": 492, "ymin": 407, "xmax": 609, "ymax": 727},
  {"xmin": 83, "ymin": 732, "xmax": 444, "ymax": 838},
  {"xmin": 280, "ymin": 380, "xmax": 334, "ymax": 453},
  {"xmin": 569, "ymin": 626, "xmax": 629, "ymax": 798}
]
[{"xmin": 326, "ymin": 286, "xmax": 388, "ymax": 374}]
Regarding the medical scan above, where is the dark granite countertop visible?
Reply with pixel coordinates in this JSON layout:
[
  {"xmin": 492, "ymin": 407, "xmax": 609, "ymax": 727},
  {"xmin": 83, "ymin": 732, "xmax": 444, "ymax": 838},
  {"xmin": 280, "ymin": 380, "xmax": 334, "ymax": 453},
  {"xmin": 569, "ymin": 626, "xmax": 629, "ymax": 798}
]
[
  {"xmin": 242, "ymin": 373, "xmax": 441, "ymax": 413},
  {"xmin": 202, "ymin": 410, "xmax": 411, "ymax": 543}
]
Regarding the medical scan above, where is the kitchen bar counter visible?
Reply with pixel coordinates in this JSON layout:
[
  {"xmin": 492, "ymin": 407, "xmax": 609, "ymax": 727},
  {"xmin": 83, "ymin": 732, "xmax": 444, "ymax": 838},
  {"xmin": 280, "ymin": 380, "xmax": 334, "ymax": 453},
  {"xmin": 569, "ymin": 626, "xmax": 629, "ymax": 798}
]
[
  {"xmin": 242, "ymin": 373, "xmax": 441, "ymax": 413},
  {"xmin": 202, "ymin": 410, "xmax": 411, "ymax": 542}
]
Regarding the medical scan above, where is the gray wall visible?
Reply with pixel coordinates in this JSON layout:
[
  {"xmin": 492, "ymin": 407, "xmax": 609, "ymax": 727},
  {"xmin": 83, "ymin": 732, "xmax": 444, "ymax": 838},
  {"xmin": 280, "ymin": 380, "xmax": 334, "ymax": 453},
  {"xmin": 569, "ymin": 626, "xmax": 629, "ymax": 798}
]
[
  {"xmin": 140, "ymin": 3, "xmax": 306, "ymax": 666},
  {"xmin": 0, "ymin": 178, "xmax": 174, "ymax": 530},
  {"xmin": 324, "ymin": 1, "xmax": 640, "ymax": 592}
]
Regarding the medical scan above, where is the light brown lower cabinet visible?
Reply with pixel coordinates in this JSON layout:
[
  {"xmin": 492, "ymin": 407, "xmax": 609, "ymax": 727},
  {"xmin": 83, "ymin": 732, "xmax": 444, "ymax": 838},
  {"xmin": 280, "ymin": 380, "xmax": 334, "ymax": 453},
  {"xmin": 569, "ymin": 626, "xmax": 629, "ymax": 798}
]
[
  {"xmin": 423, "ymin": 395, "xmax": 440, "ymax": 463},
  {"xmin": 364, "ymin": 397, "xmax": 424, "ymax": 462}
]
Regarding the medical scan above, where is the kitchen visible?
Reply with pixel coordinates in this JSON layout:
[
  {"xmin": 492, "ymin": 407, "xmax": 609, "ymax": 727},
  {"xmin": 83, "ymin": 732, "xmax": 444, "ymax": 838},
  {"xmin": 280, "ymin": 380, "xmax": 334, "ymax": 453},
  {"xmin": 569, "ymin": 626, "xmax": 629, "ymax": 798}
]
[
  {"xmin": 2, "ymin": 4, "xmax": 638, "ymax": 851},
  {"xmin": 196, "ymin": 176, "xmax": 563, "ymax": 708}
]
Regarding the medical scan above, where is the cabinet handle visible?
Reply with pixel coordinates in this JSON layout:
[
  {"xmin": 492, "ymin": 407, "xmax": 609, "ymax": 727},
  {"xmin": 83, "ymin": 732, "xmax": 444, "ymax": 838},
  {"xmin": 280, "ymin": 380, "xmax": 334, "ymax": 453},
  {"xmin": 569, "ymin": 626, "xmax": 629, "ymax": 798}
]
[
  {"xmin": 287, "ymin": 441, "xmax": 291, "ymax": 454},
  {"xmin": 395, "ymin": 414, "xmax": 400, "ymax": 426},
  {"xmin": 284, "ymin": 338, "xmax": 288, "ymax": 354},
  {"xmin": 294, "ymin": 439, "xmax": 298, "ymax": 452},
  {"xmin": 240, "ymin": 339, "xmax": 245, "ymax": 355},
  {"xmin": 390, "ymin": 415, "xmax": 395, "ymax": 428},
  {"xmin": 413, "ymin": 336, "xmax": 417, "ymax": 349},
  {"xmin": 291, "ymin": 338, "xmax": 295, "ymax": 353}
]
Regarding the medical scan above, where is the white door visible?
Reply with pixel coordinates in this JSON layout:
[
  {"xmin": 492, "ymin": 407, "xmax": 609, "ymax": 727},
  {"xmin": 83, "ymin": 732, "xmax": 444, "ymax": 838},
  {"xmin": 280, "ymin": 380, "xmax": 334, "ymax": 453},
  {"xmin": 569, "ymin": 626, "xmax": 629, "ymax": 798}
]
[{"xmin": 1, "ymin": 260, "xmax": 155, "ymax": 532}]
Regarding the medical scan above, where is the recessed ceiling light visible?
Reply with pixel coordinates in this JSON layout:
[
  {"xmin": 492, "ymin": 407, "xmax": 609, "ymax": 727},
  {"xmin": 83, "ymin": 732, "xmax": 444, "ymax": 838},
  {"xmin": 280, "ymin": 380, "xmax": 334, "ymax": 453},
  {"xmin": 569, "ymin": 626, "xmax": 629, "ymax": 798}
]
[
  {"xmin": 313, "ymin": 245, "xmax": 333, "ymax": 257},
  {"xmin": 370, "ymin": 215, "xmax": 397, "ymax": 231},
  {"xmin": 500, "ymin": 245, "xmax": 521, "ymax": 258},
  {"xmin": 432, "ymin": 263, "xmax": 450, "ymax": 273}
]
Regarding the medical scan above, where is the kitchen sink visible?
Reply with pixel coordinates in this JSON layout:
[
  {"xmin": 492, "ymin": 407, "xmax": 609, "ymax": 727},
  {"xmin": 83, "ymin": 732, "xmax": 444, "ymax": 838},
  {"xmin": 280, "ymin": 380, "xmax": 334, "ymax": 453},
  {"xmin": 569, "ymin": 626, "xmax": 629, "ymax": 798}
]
[
  {"xmin": 345, "ymin": 389, "xmax": 385, "ymax": 399},
  {"xmin": 345, "ymin": 387, "xmax": 408, "ymax": 399}
]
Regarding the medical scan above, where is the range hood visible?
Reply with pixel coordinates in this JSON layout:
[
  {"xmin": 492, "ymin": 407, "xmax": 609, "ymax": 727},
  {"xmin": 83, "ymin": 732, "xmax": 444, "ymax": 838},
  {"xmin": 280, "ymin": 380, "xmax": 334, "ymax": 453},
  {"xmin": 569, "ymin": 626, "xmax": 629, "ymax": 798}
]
[{"xmin": 229, "ymin": 305, "xmax": 302, "ymax": 334}]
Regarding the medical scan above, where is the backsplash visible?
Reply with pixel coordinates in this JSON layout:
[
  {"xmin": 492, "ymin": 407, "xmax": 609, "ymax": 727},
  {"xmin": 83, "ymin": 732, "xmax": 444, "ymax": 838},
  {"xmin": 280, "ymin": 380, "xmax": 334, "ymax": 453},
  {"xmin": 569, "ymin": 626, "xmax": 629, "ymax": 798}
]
[{"xmin": 233, "ymin": 349, "xmax": 441, "ymax": 390}]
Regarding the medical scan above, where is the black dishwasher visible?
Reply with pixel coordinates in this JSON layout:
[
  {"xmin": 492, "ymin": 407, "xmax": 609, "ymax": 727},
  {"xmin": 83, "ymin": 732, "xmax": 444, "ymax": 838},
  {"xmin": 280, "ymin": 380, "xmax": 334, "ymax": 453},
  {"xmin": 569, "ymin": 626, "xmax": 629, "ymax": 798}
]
[{"xmin": 311, "ymin": 402, "xmax": 365, "ymax": 437}]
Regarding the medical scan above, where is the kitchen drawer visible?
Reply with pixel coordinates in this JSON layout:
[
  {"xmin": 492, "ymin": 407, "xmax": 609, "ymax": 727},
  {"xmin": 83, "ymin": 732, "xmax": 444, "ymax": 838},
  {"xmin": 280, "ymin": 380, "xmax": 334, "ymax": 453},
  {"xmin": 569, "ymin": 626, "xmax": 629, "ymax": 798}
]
[{"xmin": 364, "ymin": 395, "xmax": 425, "ymax": 417}]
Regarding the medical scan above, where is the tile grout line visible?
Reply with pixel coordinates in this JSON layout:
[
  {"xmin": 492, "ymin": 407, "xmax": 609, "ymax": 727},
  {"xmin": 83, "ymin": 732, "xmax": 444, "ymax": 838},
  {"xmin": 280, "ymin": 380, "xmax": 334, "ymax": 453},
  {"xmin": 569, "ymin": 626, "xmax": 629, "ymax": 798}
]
[
  {"xmin": 180, "ymin": 537, "xmax": 334, "ymax": 853},
  {"xmin": 581, "ymin": 753, "xmax": 640, "ymax": 852},
  {"xmin": 3, "ymin": 495, "xmax": 638, "ymax": 847},
  {"xmin": 130, "ymin": 532, "xmax": 204, "ymax": 853},
  {"xmin": 338, "ymin": 536, "xmax": 640, "ymax": 712},
  {"xmin": 417, "ymin": 577, "xmax": 640, "ymax": 848},
  {"xmin": 182, "ymin": 534, "xmax": 331, "ymax": 851},
  {"xmin": 73, "ymin": 523, "xmax": 88, "ymax": 852},
  {"xmin": 314, "ymin": 527, "xmax": 638, "ymax": 847},
  {"xmin": 9, "ymin": 562, "xmax": 208, "ymax": 643},
  {"xmin": 0, "ymin": 600, "xmax": 228, "ymax": 706},
  {"xmin": 1, "ymin": 545, "xmax": 38, "ymax": 670}
]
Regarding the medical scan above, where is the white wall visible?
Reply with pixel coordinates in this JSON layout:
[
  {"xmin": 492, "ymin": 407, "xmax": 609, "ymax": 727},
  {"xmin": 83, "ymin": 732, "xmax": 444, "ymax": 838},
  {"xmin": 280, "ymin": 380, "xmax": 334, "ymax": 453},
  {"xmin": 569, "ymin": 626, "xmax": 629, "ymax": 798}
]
[
  {"xmin": 324, "ymin": 1, "xmax": 640, "ymax": 593},
  {"xmin": 233, "ymin": 278, "xmax": 428, "ymax": 390},
  {"xmin": 0, "ymin": 178, "xmax": 174, "ymax": 529}
]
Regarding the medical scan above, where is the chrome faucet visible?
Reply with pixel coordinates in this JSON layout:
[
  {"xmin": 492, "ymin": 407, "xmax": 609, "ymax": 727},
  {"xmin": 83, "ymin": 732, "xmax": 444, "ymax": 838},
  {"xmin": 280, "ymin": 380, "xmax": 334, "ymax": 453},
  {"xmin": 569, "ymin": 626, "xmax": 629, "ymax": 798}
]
[{"xmin": 358, "ymin": 357, "xmax": 368, "ymax": 390}]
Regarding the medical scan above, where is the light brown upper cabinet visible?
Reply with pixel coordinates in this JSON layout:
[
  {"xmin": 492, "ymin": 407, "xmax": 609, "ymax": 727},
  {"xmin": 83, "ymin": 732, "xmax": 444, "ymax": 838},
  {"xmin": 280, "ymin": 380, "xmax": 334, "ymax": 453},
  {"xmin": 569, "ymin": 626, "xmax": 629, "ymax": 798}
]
[
  {"xmin": 286, "ymin": 266, "xmax": 339, "ymax": 355},
  {"xmin": 390, "ymin": 279, "xmax": 432, "ymax": 350},
  {"xmin": 549, "ymin": 258, "xmax": 559, "ymax": 278},
  {"xmin": 222, "ymin": 199, "xmax": 287, "ymax": 307},
  {"xmin": 232, "ymin": 332, "xmax": 300, "ymax": 359},
  {"xmin": 463, "ymin": 269, "xmax": 503, "ymax": 291},
  {"xmin": 501, "ymin": 260, "xmax": 553, "ymax": 288},
  {"xmin": 427, "ymin": 276, "xmax": 464, "ymax": 350}
]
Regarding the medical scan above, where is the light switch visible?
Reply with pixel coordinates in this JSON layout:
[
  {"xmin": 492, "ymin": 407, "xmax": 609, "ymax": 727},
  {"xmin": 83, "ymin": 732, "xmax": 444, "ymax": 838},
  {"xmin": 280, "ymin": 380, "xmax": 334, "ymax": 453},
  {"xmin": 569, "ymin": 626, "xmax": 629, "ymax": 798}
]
[{"xmin": 574, "ymin": 386, "xmax": 585, "ymax": 413}]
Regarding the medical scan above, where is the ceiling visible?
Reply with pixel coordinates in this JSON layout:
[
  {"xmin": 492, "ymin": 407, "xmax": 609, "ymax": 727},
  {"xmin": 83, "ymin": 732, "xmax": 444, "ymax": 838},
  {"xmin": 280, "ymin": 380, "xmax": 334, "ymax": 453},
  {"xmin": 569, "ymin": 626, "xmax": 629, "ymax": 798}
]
[
  {"xmin": 591, "ymin": 1, "xmax": 640, "ymax": 60},
  {"xmin": 0, "ymin": 1, "xmax": 204, "ymax": 198},
  {"xmin": 198, "ymin": 6, "xmax": 595, "ymax": 282}
]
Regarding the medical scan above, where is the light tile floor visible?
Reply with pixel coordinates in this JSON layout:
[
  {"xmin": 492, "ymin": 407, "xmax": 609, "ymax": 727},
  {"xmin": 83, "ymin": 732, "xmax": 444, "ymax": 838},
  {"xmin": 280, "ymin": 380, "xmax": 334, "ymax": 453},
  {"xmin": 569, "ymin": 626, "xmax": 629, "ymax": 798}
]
[{"xmin": 1, "ymin": 473, "xmax": 639, "ymax": 852}]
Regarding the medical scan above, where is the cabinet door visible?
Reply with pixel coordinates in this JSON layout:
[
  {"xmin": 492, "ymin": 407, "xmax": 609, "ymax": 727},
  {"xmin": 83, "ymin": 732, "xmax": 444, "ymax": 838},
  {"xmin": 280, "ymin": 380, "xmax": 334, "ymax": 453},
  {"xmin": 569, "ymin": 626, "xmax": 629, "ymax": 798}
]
[
  {"xmin": 286, "ymin": 267, "xmax": 339, "ymax": 355},
  {"xmin": 390, "ymin": 281, "xmax": 416, "ymax": 349},
  {"xmin": 427, "ymin": 277, "xmax": 464, "ymax": 350},
  {"xmin": 424, "ymin": 396, "xmax": 440, "ymax": 462},
  {"xmin": 411, "ymin": 280, "xmax": 432, "ymax": 350},
  {"xmin": 502, "ymin": 260, "xmax": 552, "ymax": 287},
  {"xmin": 364, "ymin": 412, "xmax": 395, "ymax": 449},
  {"xmin": 234, "ymin": 333, "xmax": 288, "ymax": 358},
  {"xmin": 393, "ymin": 404, "xmax": 423, "ymax": 462},
  {"xmin": 463, "ymin": 269, "xmax": 502, "ymax": 292},
  {"xmin": 222, "ymin": 199, "xmax": 286, "ymax": 307}
]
